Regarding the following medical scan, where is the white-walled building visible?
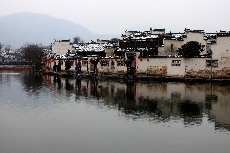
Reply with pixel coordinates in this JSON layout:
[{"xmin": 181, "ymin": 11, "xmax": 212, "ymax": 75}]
[
  {"xmin": 51, "ymin": 39, "xmax": 73, "ymax": 55},
  {"xmin": 46, "ymin": 28, "xmax": 230, "ymax": 79}
]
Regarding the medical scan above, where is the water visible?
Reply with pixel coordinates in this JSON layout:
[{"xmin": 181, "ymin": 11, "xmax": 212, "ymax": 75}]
[{"xmin": 0, "ymin": 71, "xmax": 230, "ymax": 153}]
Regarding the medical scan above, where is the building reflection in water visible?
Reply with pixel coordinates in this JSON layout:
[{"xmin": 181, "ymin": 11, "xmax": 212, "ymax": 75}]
[{"xmin": 43, "ymin": 75, "xmax": 230, "ymax": 131}]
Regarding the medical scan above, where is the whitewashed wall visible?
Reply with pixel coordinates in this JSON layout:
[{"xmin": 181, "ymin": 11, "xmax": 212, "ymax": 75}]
[{"xmin": 52, "ymin": 40, "xmax": 72, "ymax": 56}]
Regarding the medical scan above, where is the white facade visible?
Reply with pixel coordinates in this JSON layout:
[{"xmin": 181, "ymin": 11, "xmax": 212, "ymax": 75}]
[
  {"xmin": 161, "ymin": 39, "xmax": 183, "ymax": 56},
  {"xmin": 184, "ymin": 31, "xmax": 207, "ymax": 54},
  {"xmin": 211, "ymin": 35, "xmax": 230, "ymax": 59},
  {"xmin": 162, "ymin": 30, "xmax": 208, "ymax": 56},
  {"xmin": 51, "ymin": 40, "xmax": 73, "ymax": 55},
  {"xmin": 134, "ymin": 52, "xmax": 209, "ymax": 77}
]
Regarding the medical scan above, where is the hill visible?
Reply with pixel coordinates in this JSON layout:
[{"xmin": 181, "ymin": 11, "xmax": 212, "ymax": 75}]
[{"xmin": 0, "ymin": 12, "xmax": 117, "ymax": 49}]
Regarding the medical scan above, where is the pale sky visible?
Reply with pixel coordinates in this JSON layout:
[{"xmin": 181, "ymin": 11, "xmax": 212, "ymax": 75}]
[{"xmin": 1, "ymin": 0, "xmax": 230, "ymax": 35}]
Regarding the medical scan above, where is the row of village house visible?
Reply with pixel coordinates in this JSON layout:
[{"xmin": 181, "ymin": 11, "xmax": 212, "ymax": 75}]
[{"xmin": 44, "ymin": 28, "xmax": 230, "ymax": 79}]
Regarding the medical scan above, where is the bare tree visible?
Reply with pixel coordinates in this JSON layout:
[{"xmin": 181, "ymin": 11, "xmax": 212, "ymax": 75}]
[
  {"xmin": 20, "ymin": 43, "xmax": 44, "ymax": 65},
  {"xmin": 0, "ymin": 43, "xmax": 2, "ymax": 56},
  {"xmin": 4, "ymin": 45, "xmax": 11, "ymax": 52}
]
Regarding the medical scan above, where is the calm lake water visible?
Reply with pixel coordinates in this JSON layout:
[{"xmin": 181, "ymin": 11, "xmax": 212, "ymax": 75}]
[{"xmin": 0, "ymin": 71, "xmax": 230, "ymax": 153}]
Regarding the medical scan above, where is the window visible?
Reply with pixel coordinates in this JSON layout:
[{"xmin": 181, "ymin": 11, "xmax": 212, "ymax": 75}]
[
  {"xmin": 82, "ymin": 60, "xmax": 87, "ymax": 66},
  {"xmin": 172, "ymin": 60, "xmax": 181, "ymax": 66},
  {"xmin": 171, "ymin": 44, "xmax": 173, "ymax": 51},
  {"xmin": 117, "ymin": 60, "xmax": 125, "ymax": 66},
  {"xmin": 100, "ymin": 60, "xmax": 109, "ymax": 66},
  {"xmin": 212, "ymin": 60, "xmax": 218, "ymax": 67},
  {"xmin": 111, "ymin": 60, "xmax": 115, "ymax": 66},
  {"xmin": 206, "ymin": 60, "xmax": 218, "ymax": 67}
]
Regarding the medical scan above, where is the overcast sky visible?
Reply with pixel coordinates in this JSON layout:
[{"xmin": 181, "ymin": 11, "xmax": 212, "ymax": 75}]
[{"xmin": 1, "ymin": 0, "xmax": 230, "ymax": 34}]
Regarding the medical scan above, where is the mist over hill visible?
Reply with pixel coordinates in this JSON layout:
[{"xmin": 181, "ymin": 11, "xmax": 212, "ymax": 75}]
[{"xmin": 0, "ymin": 12, "xmax": 119, "ymax": 49}]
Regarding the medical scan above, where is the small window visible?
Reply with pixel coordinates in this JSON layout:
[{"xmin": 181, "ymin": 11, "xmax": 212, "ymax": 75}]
[
  {"xmin": 171, "ymin": 44, "xmax": 173, "ymax": 50},
  {"xmin": 206, "ymin": 60, "xmax": 211, "ymax": 67},
  {"xmin": 212, "ymin": 60, "xmax": 218, "ymax": 67},
  {"xmin": 172, "ymin": 60, "xmax": 181, "ymax": 66},
  {"xmin": 100, "ymin": 60, "xmax": 109, "ymax": 66},
  {"xmin": 117, "ymin": 60, "xmax": 125, "ymax": 66},
  {"xmin": 82, "ymin": 60, "xmax": 87, "ymax": 66},
  {"xmin": 206, "ymin": 60, "xmax": 218, "ymax": 67},
  {"xmin": 111, "ymin": 60, "xmax": 115, "ymax": 66}
]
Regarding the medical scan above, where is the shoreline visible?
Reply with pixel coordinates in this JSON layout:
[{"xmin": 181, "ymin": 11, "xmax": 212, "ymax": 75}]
[
  {"xmin": 1, "ymin": 66, "xmax": 230, "ymax": 84},
  {"xmin": 0, "ymin": 65, "xmax": 32, "ymax": 71},
  {"xmin": 43, "ymin": 71, "xmax": 230, "ymax": 85}
]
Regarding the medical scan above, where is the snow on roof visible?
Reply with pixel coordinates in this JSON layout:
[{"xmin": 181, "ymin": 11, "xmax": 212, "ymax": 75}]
[
  {"xmin": 75, "ymin": 43, "xmax": 105, "ymax": 52},
  {"xmin": 122, "ymin": 31, "xmax": 160, "ymax": 40},
  {"xmin": 172, "ymin": 34, "xmax": 183, "ymax": 38}
]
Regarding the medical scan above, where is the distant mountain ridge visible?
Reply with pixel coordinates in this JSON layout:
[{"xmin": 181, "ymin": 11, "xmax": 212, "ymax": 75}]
[{"xmin": 0, "ymin": 12, "xmax": 118, "ymax": 49}]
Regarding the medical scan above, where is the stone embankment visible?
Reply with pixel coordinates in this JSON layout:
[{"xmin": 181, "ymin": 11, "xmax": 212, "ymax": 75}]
[{"xmin": 43, "ymin": 70, "xmax": 230, "ymax": 84}]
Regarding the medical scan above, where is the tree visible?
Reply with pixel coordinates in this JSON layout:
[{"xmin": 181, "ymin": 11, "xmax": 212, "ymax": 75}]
[
  {"xmin": 4, "ymin": 45, "xmax": 11, "ymax": 53},
  {"xmin": 65, "ymin": 59, "xmax": 72, "ymax": 71},
  {"xmin": 73, "ymin": 36, "xmax": 84, "ymax": 44},
  {"xmin": 0, "ymin": 43, "xmax": 2, "ymax": 56},
  {"xmin": 20, "ymin": 43, "xmax": 44, "ymax": 65},
  {"xmin": 177, "ymin": 41, "xmax": 204, "ymax": 58}
]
